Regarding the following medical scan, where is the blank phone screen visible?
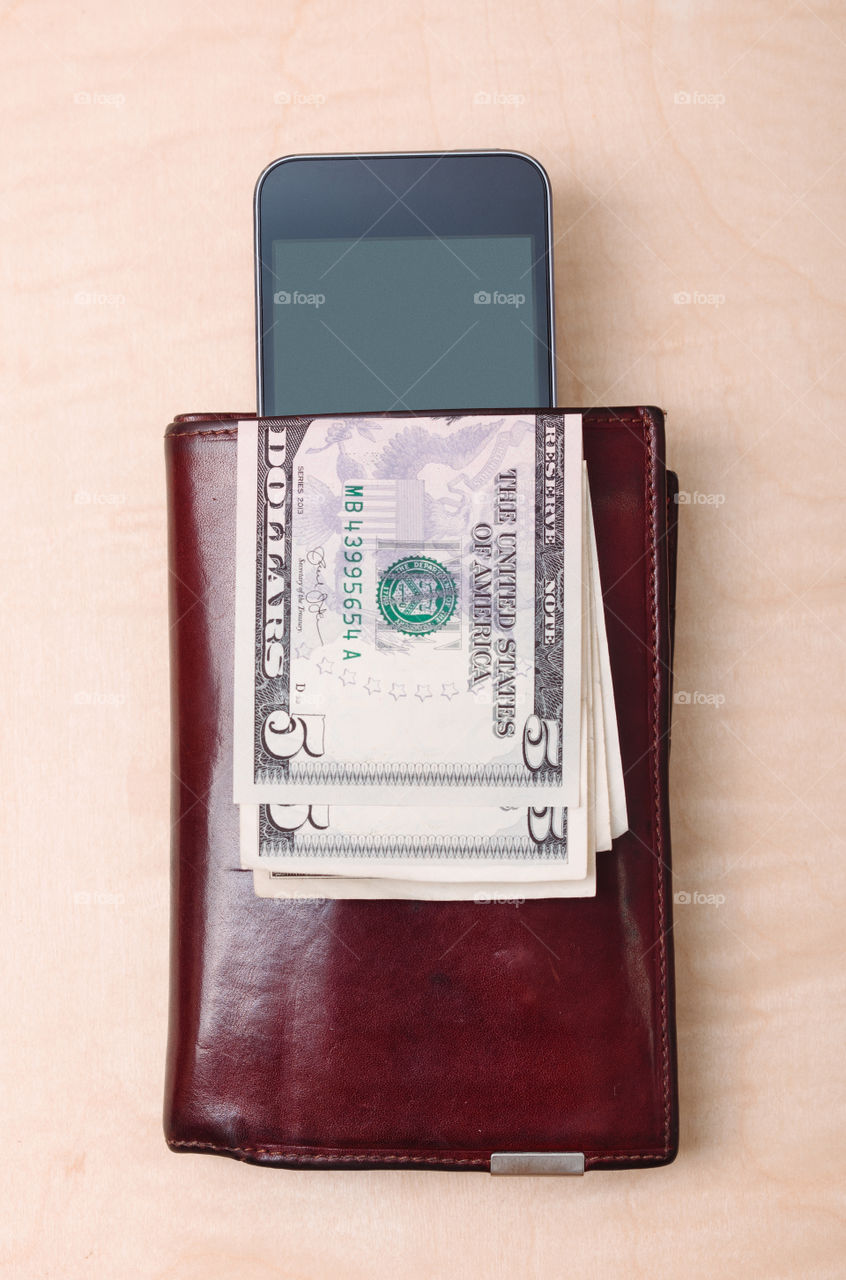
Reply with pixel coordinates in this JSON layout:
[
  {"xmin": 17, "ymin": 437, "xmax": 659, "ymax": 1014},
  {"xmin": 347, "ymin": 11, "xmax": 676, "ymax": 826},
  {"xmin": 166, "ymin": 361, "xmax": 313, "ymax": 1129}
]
[{"xmin": 267, "ymin": 235, "xmax": 543, "ymax": 414}]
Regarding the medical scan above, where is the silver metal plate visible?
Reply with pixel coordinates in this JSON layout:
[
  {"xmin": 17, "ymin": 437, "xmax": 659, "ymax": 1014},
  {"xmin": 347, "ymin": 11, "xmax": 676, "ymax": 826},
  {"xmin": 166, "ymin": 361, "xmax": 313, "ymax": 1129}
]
[{"xmin": 490, "ymin": 1152, "xmax": 585, "ymax": 1176}]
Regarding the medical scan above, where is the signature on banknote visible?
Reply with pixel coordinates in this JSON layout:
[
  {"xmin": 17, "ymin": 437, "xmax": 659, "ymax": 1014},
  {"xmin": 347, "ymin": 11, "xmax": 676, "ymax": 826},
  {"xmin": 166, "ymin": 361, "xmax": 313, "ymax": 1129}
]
[{"xmin": 303, "ymin": 545, "xmax": 329, "ymax": 644}]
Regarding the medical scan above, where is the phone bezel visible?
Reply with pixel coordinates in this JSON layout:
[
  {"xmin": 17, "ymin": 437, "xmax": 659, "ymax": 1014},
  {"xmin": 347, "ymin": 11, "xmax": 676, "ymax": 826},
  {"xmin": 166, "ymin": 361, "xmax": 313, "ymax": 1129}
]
[{"xmin": 254, "ymin": 150, "xmax": 555, "ymax": 414}]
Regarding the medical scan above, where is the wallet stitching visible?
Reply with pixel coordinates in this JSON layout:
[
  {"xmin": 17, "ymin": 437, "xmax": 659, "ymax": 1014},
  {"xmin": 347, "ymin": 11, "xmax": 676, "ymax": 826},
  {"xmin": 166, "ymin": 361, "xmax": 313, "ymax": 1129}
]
[
  {"xmin": 648, "ymin": 421, "xmax": 672, "ymax": 1158},
  {"xmin": 168, "ymin": 413, "xmax": 673, "ymax": 1167},
  {"xmin": 167, "ymin": 1138, "xmax": 669, "ymax": 1165},
  {"xmin": 643, "ymin": 416, "xmax": 671, "ymax": 1159},
  {"xmin": 582, "ymin": 413, "xmax": 671, "ymax": 1167},
  {"xmin": 169, "ymin": 427, "xmax": 239, "ymax": 439},
  {"xmin": 167, "ymin": 1139, "xmax": 489, "ymax": 1165}
]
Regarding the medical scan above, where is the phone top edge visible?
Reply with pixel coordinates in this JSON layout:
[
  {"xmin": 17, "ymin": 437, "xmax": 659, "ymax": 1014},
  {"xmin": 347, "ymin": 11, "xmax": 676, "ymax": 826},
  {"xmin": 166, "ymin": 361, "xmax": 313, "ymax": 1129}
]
[
  {"xmin": 254, "ymin": 150, "xmax": 552, "ymax": 221},
  {"xmin": 255, "ymin": 147, "xmax": 549, "ymax": 181}
]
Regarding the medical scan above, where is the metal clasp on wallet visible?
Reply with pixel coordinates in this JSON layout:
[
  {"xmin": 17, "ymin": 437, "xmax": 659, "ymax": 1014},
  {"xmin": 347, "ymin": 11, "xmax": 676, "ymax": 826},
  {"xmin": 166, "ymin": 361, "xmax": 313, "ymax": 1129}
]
[{"xmin": 490, "ymin": 1152, "xmax": 585, "ymax": 1176}]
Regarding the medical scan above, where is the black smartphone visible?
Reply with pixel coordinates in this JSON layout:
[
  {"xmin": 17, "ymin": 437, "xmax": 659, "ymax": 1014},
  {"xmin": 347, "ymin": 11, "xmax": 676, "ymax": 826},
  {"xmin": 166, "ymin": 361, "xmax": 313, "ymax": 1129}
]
[{"xmin": 254, "ymin": 151, "xmax": 555, "ymax": 416}]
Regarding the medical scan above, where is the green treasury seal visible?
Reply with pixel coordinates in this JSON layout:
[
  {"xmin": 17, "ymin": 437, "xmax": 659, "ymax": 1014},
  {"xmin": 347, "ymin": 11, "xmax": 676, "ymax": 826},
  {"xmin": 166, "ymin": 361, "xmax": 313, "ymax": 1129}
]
[{"xmin": 377, "ymin": 555, "xmax": 458, "ymax": 636}]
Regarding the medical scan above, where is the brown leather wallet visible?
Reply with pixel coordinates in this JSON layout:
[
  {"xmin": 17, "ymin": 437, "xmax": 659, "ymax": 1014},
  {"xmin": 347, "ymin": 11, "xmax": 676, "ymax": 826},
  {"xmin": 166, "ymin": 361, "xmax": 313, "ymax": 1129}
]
[{"xmin": 164, "ymin": 407, "xmax": 679, "ymax": 1172}]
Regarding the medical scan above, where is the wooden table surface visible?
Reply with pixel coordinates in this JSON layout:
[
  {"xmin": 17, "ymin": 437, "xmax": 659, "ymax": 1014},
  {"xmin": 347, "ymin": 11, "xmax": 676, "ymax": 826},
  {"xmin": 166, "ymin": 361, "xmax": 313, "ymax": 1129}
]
[{"xmin": 3, "ymin": 1, "xmax": 845, "ymax": 1276}]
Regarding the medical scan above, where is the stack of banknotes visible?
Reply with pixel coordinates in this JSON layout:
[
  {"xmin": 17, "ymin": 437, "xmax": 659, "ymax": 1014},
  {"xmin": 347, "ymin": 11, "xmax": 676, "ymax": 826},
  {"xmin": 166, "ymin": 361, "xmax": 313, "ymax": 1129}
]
[{"xmin": 232, "ymin": 410, "xmax": 626, "ymax": 900}]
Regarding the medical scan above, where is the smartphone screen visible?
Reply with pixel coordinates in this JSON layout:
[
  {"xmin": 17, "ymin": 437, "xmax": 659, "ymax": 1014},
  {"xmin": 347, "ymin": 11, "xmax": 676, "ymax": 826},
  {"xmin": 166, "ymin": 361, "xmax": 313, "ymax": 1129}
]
[{"xmin": 256, "ymin": 153, "xmax": 554, "ymax": 415}]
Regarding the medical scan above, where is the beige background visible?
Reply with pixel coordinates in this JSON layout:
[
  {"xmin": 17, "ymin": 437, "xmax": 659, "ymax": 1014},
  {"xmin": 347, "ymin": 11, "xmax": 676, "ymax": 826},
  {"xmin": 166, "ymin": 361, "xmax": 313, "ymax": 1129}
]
[{"xmin": 2, "ymin": 0, "xmax": 845, "ymax": 1276}]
